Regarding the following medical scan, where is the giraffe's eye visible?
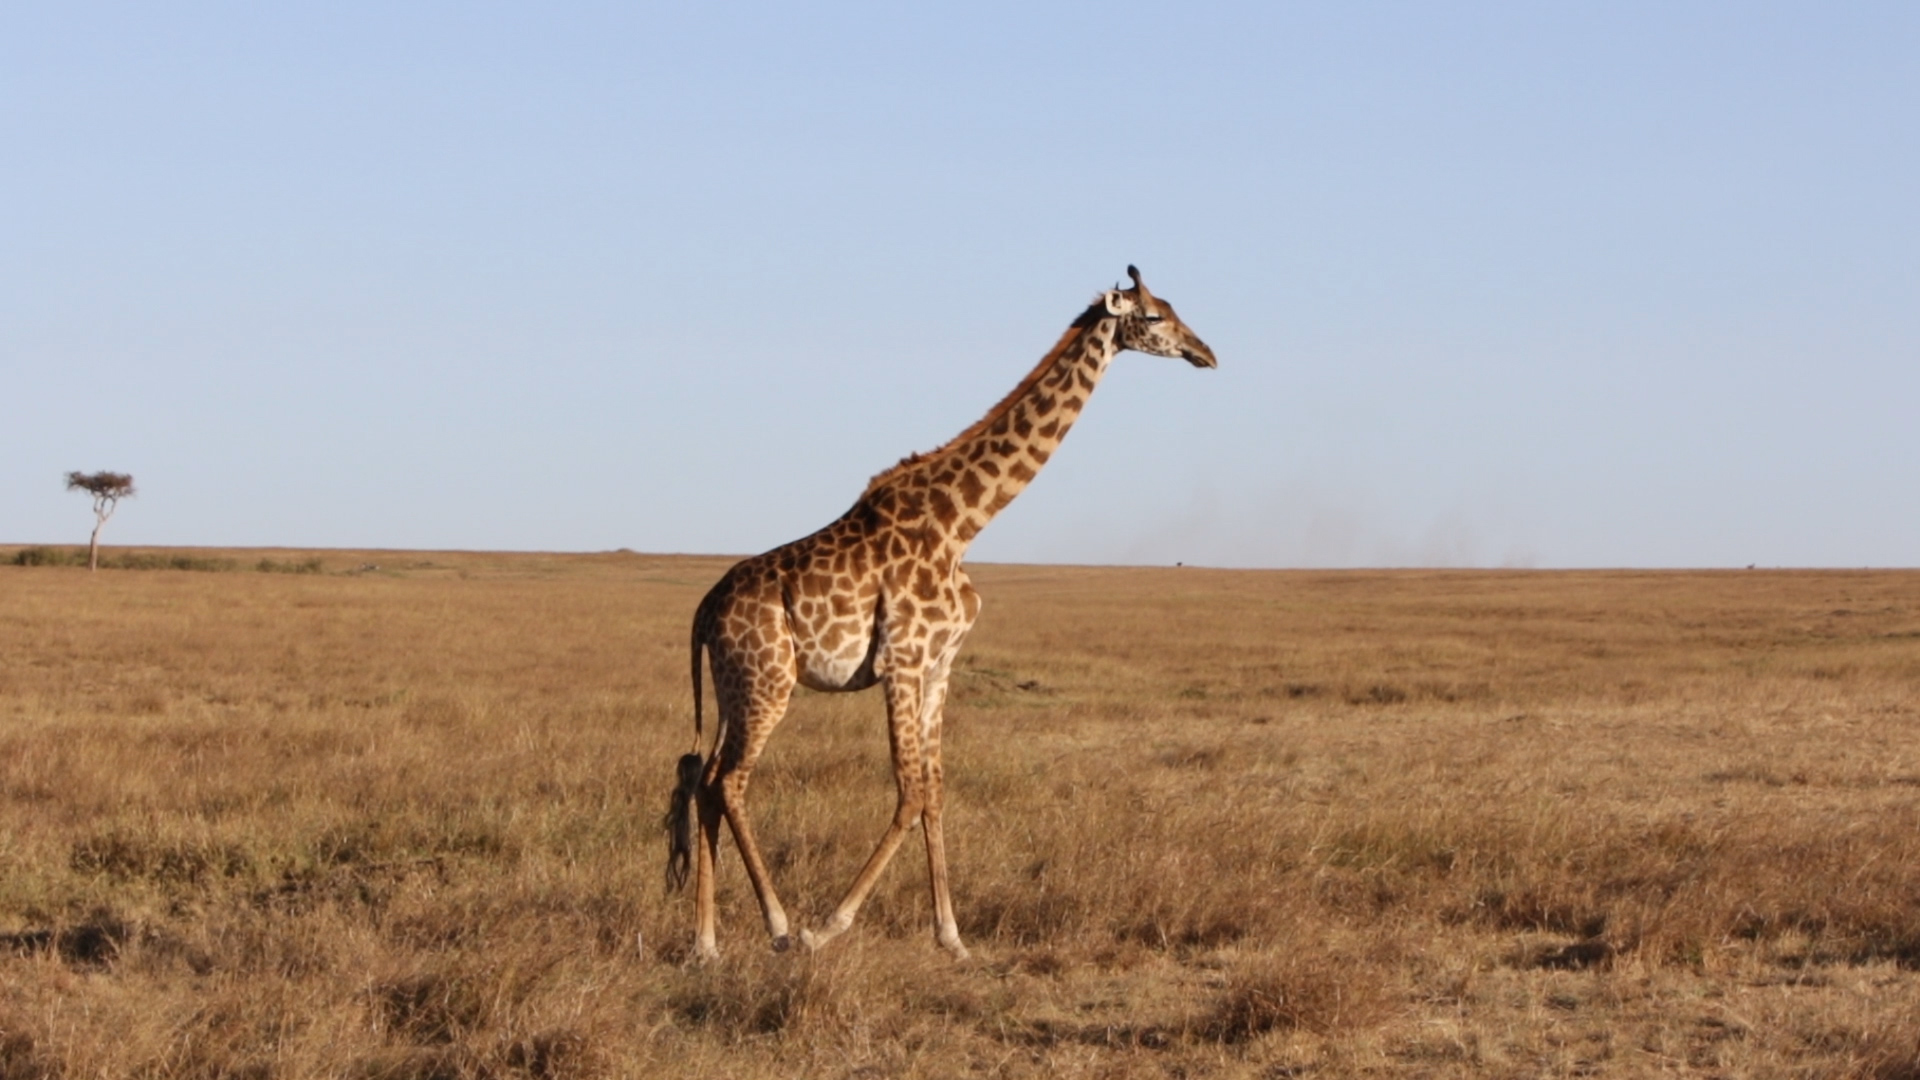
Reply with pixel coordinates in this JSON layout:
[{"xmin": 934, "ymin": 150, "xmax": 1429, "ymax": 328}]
[{"xmin": 1141, "ymin": 314, "xmax": 1164, "ymax": 323}]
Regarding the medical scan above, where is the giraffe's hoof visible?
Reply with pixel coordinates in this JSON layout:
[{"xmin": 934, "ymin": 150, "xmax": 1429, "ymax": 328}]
[
  {"xmin": 939, "ymin": 938, "xmax": 971, "ymax": 961},
  {"xmin": 771, "ymin": 934, "xmax": 793, "ymax": 953},
  {"xmin": 797, "ymin": 928, "xmax": 828, "ymax": 952}
]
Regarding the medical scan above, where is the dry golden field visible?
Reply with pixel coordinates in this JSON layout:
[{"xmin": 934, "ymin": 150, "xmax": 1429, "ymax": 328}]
[{"xmin": 2, "ymin": 547, "xmax": 1919, "ymax": 1078}]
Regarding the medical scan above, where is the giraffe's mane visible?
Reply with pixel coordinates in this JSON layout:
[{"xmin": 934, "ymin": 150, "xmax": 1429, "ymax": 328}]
[{"xmin": 862, "ymin": 301, "xmax": 1107, "ymax": 496}]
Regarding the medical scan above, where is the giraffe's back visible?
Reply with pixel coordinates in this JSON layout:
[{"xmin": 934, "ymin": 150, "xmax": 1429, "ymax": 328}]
[{"xmin": 700, "ymin": 523, "xmax": 887, "ymax": 695}]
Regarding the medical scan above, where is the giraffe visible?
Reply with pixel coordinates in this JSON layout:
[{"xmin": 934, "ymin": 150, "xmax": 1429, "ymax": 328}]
[{"xmin": 664, "ymin": 266, "xmax": 1216, "ymax": 961}]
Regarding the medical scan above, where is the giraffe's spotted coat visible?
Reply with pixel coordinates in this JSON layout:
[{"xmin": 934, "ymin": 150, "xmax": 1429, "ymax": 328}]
[{"xmin": 675, "ymin": 267, "xmax": 1215, "ymax": 960}]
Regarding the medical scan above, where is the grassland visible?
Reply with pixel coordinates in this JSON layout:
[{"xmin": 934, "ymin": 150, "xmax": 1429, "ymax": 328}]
[{"xmin": 1, "ymin": 547, "xmax": 1918, "ymax": 1078}]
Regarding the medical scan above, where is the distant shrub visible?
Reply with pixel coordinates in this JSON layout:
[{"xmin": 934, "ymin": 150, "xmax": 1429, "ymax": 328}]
[
  {"xmin": 10, "ymin": 547, "xmax": 241, "ymax": 571},
  {"xmin": 109, "ymin": 552, "xmax": 236, "ymax": 572},
  {"xmin": 11, "ymin": 546, "xmax": 85, "ymax": 567},
  {"xmin": 257, "ymin": 557, "xmax": 325, "ymax": 574}
]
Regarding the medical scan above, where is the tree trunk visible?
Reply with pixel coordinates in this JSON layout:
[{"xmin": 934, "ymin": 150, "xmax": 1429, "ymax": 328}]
[{"xmin": 88, "ymin": 519, "xmax": 103, "ymax": 572}]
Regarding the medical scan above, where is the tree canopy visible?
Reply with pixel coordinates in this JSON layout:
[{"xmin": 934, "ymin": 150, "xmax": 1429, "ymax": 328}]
[{"xmin": 66, "ymin": 471, "xmax": 136, "ymax": 502}]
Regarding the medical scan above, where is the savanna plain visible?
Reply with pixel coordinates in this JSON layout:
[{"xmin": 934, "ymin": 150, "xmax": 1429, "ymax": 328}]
[{"xmin": 2, "ymin": 548, "xmax": 1918, "ymax": 1079}]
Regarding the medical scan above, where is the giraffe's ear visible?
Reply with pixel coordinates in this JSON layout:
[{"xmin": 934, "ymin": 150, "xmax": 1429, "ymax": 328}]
[{"xmin": 1102, "ymin": 290, "xmax": 1133, "ymax": 316}]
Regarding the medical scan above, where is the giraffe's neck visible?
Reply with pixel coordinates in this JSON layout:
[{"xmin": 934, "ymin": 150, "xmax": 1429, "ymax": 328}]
[{"xmin": 863, "ymin": 307, "xmax": 1118, "ymax": 552}]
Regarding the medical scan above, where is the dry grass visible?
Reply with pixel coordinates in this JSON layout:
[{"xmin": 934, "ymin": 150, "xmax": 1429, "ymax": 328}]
[{"xmin": 2, "ymin": 548, "xmax": 1919, "ymax": 1077}]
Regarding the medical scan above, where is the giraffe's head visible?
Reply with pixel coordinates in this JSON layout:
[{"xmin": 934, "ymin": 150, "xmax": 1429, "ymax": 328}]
[{"xmin": 1102, "ymin": 266, "xmax": 1217, "ymax": 369}]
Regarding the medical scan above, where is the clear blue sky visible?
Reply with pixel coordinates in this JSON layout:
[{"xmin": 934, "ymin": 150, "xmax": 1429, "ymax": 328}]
[{"xmin": 5, "ymin": 3, "xmax": 1916, "ymax": 567}]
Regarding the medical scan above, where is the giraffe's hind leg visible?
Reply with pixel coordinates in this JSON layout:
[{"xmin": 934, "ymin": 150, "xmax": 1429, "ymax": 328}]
[
  {"xmin": 692, "ymin": 776, "xmax": 724, "ymax": 961},
  {"xmin": 697, "ymin": 653, "xmax": 798, "ymax": 956}
]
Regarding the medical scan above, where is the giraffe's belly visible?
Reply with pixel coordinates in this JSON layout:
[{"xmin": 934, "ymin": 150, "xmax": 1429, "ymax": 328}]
[{"xmin": 794, "ymin": 626, "xmax": 880, "ymax": 692}]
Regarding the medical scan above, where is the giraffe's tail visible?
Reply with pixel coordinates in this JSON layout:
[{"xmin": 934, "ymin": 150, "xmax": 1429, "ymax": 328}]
[
  {"xmin": 663, "ymin": 749, "xmax": 702, "ymax": 892},
  {"xmin": 665, "ymin": 612, "xmax": 711, "ymax": 892}
]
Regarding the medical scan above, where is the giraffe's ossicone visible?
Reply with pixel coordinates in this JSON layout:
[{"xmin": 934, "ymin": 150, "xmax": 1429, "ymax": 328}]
[{"xmin": 665, "ymin": 267, "xmax": 1216, "ymax": 961}]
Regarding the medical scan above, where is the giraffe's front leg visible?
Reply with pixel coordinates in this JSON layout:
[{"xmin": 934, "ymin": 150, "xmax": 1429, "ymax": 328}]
[
  {"xmin": 800, "ymin": 670, "xmax": 928, "ymax": 953},
  {"xmin": 921, "ymin": 576, "xmax": 981, "ymax": 959},
  {"xmin": 919, "ymin": 662, "xmax": 968, "ymax": 960}
]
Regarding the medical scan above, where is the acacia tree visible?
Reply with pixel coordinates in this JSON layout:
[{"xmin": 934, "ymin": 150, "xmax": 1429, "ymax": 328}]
[{"xmin": 65, "ymin": 471, "xmax": 136, "ymax": 571}]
